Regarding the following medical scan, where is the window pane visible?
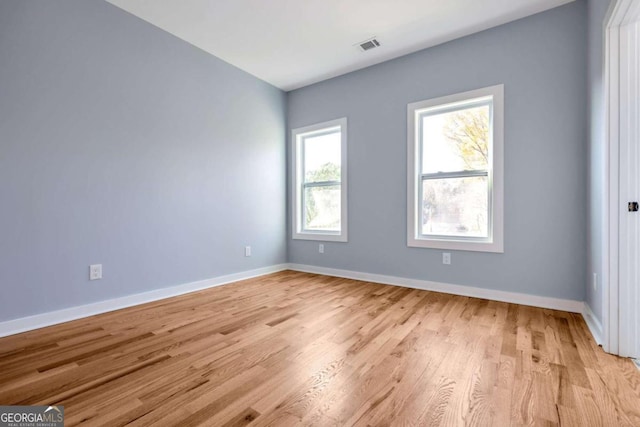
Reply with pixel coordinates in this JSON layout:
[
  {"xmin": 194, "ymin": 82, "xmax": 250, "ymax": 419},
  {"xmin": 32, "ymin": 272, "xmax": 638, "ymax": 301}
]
[
  {"xmin": 304, "ymin": 185, "xmax": 340, "ymax": 231},
  {"xmin": 421, "ymin": 176, "xmax": 488, "ymax": 237},
  {"xmin": 421, "ymin": 104, "xmax": 490, "ymax": 173},
  {"xmin": 303, "ymin": 131, "xmax": 341, "ymax": 183}
]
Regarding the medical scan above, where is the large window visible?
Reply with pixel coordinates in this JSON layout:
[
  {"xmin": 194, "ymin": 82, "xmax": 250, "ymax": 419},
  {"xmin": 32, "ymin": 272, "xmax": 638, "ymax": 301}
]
[
  {"xmin": 407, "ymin": 85, "xmax": 503, "ymax": 252},
  {"xmin": 292, "ymin": 118, "xmax": 347, "ymax": 242}
]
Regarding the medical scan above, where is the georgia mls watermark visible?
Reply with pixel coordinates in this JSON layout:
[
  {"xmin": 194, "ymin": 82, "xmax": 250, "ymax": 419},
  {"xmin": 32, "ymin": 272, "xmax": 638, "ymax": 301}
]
[{"xmin": 0, "ymin": 406, "xmax": 64, "ymax": 427}]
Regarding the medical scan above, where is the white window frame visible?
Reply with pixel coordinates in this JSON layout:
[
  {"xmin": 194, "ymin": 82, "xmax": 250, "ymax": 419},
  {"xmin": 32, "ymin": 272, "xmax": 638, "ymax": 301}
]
[
  {"xmin": 407, "ymin": 85, "xmax": 504, "ymax": 253},
  {"xmin": 292, "ymin": 118, "xmax": 348, "ymax": 242}
]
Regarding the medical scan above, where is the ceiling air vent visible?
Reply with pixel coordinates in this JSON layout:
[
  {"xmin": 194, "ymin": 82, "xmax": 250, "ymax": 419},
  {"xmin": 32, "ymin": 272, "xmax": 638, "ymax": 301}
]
[{"xmin": 357, "ymin": 37, "xmax": 381, "ymax": 52}]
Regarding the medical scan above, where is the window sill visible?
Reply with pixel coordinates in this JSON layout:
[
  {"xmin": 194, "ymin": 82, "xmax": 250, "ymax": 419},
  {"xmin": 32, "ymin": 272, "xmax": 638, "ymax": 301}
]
[
  {"xmin": 408, "ymin": 237, "xmax": 503, "ymax": 253},
  {"xmin": 293, "ymin": 232, "xmax": 347, "ymax": 243}
]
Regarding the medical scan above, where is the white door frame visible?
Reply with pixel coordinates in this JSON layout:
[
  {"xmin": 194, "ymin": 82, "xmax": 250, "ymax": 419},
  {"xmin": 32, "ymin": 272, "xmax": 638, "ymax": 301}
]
[{"xmin": 605, "ymin": 0, "xmax": 640, "ymax": 356}]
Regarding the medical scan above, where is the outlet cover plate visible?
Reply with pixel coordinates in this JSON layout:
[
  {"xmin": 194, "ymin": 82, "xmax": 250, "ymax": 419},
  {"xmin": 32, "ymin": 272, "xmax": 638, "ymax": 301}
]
[{"xmin": 89, "ymin": 264, "xmax": 102, "ymax": 280}]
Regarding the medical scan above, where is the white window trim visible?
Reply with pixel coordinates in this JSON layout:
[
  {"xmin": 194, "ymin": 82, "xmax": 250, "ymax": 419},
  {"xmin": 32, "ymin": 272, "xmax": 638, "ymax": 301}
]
[
  {"xmin": 292, "ymin": 118, "xmax": 348, "ymax": 242},
  {"xmin": 407, "ymin": 85, "xmax": 504, "ymax": 253}
]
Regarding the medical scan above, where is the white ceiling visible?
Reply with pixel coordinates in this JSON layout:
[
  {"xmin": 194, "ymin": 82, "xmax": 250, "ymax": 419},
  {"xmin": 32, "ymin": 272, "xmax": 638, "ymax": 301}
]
[{"xmin": 106, "ymin": 0, "xmax": 575, "ymax": 91}]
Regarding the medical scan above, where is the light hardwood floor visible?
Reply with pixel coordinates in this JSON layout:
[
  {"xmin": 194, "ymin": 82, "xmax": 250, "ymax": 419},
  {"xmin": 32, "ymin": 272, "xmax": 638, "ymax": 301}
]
[{"xmin": 0, "ymin": 271, "xmax": 639, "ymax": 426}]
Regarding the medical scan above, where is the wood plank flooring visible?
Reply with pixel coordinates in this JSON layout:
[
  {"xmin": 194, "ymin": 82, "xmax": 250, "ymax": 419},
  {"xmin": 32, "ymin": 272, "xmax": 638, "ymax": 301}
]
[{"xmin": 0, "ymin": 270, "xmax": 639, "ymax": 426}]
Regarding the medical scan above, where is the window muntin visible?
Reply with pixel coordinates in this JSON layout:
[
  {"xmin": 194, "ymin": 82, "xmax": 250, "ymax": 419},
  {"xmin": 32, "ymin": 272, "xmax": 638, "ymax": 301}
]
[
  {"xmin": 408, "ymin": 85, "xmax": 503, "ymax": 252},
  {"xmin": 292, "ymin": 118, "xmax": 347, "ymax": 242}
]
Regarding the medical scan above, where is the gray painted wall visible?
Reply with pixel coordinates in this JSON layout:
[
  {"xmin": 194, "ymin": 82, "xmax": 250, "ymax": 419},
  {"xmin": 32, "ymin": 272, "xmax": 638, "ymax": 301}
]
[
  {"xmin": 0, "ymin": 0, "xmax": 594, "ymax": 324},
  {"xmin": 288, "ymin": 2, "xmax": 588, "ymax": 301},
  {"xmin": 586, "ymin": 0, "xmax": 611, "ymax": 326},
  {"xmin": 0, "ymin": 0, "xmax": 286, "ymax": 322}
]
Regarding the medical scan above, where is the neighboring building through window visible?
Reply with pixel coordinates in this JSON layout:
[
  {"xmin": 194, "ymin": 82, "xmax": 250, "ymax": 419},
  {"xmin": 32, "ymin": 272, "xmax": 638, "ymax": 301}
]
[
  {"xmin": 292, "ymin": 118, "xmax": 347, "ymax": 242},
  {"xmin": 407, "ymin": 85, "xmax": 504, "ymax": 252}
]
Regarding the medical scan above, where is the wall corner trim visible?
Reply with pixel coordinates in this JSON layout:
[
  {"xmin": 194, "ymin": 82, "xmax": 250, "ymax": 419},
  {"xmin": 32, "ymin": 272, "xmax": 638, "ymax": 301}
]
[
  {"xmin": 582, "ymin": 303, "xmax": 604, "ymax": 346},
  {"xmin": 0, "ymin": 264, "xmax": 289, "ymax": 338},
  {"xmin": 287, "ymin": 263, "xmax": 585, "ymax": 313}
]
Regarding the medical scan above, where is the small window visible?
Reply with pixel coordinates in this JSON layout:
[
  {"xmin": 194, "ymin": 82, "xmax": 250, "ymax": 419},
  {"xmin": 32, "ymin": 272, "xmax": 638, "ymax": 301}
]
[
  {"xmin": 292, "ymin": 118, "xmax": 347, "ymax": 242},
  {"xmin": 407, "ymin": 85, "xmax": 504, "ymax": 252}
]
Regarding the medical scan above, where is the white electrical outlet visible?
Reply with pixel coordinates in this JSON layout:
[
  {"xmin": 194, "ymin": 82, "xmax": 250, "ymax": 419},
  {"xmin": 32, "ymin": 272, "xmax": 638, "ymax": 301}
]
[
  {"xmin": 319, "ymin": 244, "xmax": 324, "ymax": 254},
  {"xmin": 593, "ymin": 272, "xmax": 597, "ymax": 291},
  {"xmin": 442, "ymin": 253, "xmax": 451, "ymax": 265},
  {"xmin": 89, "ymin": 264, "xmax": 102, "ymax": 281},
  {"xmin": 245, "ymin": 246, "xmax": 251, "ymax": 257}
]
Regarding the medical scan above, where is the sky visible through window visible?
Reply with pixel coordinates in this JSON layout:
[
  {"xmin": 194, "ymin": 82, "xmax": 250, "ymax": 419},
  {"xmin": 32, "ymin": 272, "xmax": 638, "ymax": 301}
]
[
  {"xmin": 303, "ymin": 131, "xmax": 341, "ymax": 179},
  {"xmin": 421, "ymin": 105, "xmax": 489, "ymax": 174}
]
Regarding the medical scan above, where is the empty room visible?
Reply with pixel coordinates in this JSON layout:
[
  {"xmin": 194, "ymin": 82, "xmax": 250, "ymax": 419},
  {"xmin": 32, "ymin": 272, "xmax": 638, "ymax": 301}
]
[{"xmin": 1, "ymin": 0, "xmax": 640, "ymax": 425}]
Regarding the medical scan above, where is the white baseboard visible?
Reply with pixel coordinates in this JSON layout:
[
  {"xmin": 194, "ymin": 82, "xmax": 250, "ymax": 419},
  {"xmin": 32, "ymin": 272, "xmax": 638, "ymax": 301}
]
[
  {"xmin": 287, "ymin": 263, "xmax": 585, "ymax": 313},
  {"xmin": 582, "ymin": 303, "xmax": 604, "ymax": 345},
  {"xmin": 0, "ymin": 264, "xmax": 288, "ymax": 338},
  {"xmin": 0, "ymin": 263, "xmax": 591, "ymax": 339}
]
